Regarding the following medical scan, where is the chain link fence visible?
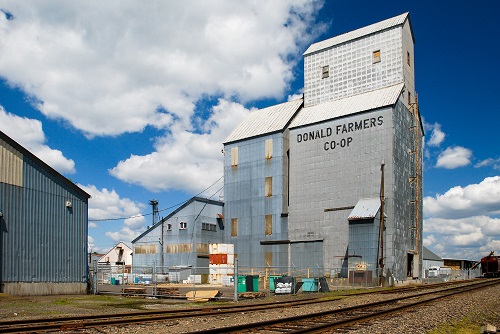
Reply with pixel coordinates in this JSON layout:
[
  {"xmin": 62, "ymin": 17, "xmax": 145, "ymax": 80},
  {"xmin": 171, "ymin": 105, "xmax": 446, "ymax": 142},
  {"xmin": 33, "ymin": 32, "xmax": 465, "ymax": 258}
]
[{"xmin": 88, "ymin": 262, "xmax": 481, "ymax": 301}]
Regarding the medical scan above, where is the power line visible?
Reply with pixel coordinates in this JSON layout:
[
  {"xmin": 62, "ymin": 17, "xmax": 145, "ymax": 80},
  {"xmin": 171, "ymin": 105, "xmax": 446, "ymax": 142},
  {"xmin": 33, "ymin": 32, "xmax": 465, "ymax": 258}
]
[{"xmin": 88, "ymin": 175, "xmax": 224, "ymax": 222}]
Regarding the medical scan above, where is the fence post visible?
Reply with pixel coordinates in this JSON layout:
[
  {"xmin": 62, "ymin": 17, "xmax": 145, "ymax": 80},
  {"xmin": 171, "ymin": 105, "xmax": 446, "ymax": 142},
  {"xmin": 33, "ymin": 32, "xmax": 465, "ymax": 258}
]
[
  {"xmin": 152, "ymin": 260, "xmax": 156, "ymax": 296},
  {"xmin": 234, "ymin": 259, "xmax": 238, "ymax": 302},
  {"xmin": 93, "ymin": 260, "xmax": 98, "ymax": 294}
]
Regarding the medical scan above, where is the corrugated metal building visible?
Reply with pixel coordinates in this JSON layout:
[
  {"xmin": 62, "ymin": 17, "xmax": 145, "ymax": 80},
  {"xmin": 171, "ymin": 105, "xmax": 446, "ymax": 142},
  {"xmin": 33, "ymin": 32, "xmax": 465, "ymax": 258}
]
[
  {"xmin": 0, "ymin": 130, "xmax": 90, "ymax": 295},
  {"xmin": 223, "ymin": 13, "xmax": 423, "ymax": 281},
  {"xmin": 131, "ymin": 197, "xmax": 224, "ymax": 276}
]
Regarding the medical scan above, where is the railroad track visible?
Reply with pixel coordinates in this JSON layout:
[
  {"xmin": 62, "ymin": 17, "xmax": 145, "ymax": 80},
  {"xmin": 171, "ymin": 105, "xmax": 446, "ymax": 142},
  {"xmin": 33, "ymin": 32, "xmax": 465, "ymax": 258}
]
[
  {"xmin": 0, "ymin": 279, "xmax": 488, "ymax": 333},
  {"xmin": 0, "ymin": 296, "xmax": 323, "ymax": 333},
  {"xmin": 187, "ymin": 278, "xmax": 500, "ymax": 333}
]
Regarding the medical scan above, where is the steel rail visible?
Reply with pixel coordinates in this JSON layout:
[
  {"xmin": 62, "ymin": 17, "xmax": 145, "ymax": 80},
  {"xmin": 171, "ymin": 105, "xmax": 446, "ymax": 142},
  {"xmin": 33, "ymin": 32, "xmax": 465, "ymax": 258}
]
[
  {"xmin": 0, "ymin": 279, "xmax": 483, "ymax": 333},
  {"xmin": 0, "ymin": 297, "xmax": 324, "ymax": 333},
  {"xmin": 185, "ymin": 279, "xmax": 500, "ymax": 333}
]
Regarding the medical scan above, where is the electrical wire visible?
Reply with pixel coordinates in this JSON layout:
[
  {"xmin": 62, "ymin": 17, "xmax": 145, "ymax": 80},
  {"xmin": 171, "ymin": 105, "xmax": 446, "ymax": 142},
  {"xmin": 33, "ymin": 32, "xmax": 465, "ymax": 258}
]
[{"xmin": 88, "ymin": 175, "xmax": 224, "ymax": 222}]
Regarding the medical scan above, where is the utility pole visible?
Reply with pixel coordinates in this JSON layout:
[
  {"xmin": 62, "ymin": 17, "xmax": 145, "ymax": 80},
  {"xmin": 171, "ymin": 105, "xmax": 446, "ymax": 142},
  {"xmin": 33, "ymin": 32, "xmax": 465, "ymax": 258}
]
[
  {"xmin": 149, "ymin": 200, "xmax": 163, "ymax": 273},
  {"xmin": 379, "ymin": 160, "xmax": 385, "ymax": 286}
]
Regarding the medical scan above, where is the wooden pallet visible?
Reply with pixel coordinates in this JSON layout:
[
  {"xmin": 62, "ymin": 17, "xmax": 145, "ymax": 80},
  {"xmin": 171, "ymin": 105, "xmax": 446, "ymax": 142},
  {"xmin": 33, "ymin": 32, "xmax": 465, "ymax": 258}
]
[
  {"xmin": 156, "ymin": 287, "xmax": 180, "ymax": 296},
  {"xmin": 123, "ymin": 287, "xmax": 146, "ymax": 295}
]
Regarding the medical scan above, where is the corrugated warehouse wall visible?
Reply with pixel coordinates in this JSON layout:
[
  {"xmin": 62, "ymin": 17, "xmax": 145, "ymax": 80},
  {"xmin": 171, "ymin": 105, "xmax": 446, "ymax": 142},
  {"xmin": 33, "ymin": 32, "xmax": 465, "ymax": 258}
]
[{"xmin": 0, "ymin": 132, "xmax": 90, "ymax": 295}]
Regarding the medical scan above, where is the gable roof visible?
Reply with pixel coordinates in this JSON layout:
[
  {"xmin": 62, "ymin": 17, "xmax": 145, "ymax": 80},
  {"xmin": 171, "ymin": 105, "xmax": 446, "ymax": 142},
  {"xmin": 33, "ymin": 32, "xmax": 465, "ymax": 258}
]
[
  {"xmin": 422, "ymin": 246, "xmax": 443, "ymax": 261},
  {"xmin": 99, "ymin": 241, "xmax": 132, "ymax": 261},
  {"xmin": 0, "ymin": 130, "xmax": 90, "ymax": 199},
  {"xmin": 304, "ymin": 12, "xmax": 411, "ymax": 56},
  {"xmin": 223, "ymin": 98, "xmax": 303, "ymax": 144},
  {"xmin": 131, "ymin": 197, "xmax": 224, "ymax": 243},
  {"xmin": 289, "ymin": 83, "xmax": 404, "ymax": 129}
]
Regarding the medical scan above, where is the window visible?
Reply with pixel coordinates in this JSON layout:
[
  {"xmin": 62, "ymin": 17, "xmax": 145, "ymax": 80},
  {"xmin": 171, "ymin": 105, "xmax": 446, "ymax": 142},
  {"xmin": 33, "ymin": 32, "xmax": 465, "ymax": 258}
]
[
  {"xmin": 231, "ymin": 147, "xmax": 238, "ymax": 167},
  {"xmin": 167, "ymin": 223, "xmax": 172, "ymax": 231},
  {"xmin": 265, "ymin": 252, "xmax": 273, "ymax": 267},
  {"xmin": 202, "ymin": 222, "xmax": 217, "ymax": 231},
  {"xmin": 372, "ymin": 50, "xmax": 381, "ymax": 63},
  {"xmin": 180, "ymin": 221, "xmax": 187, "ymax": 230},
  {"xmin": 265, "ymin": 214, "xmax": 272, "ymax": 235},
  {"xmin": 321, "ymin": 65, "xmax": 329, "ymax": 79},
  {"xmin": 265, "ymin": 177, "xmax": 272, "ymax": 197},
  {"xmin": 407, "ymin": 51, "xmax": 411, "ymax": 66},
  {"xmin": 408, "ymin": 91, "xmax": 412, "ymax": 105},
  {"xmin": 231, "ymin": 218, "xmax": 238, "ymax": 237},
  {"xmin": 265, "ymin": 139, "xmax": 273, "ymax": 160}
]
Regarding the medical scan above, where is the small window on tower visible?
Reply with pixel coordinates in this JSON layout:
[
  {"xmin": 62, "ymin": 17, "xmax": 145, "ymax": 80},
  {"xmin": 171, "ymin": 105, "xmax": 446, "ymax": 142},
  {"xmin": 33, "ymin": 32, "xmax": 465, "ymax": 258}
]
[
  {"xmin": 231, "ymin": 218, "xmax": 238, "ymax": 237},
  {"xmin": 265, "ymin": 177, "xmax": 273, "ymax": 197},
  {"xmin": 373, "ymin": 50, "xmax": 381, "ymax": 63},
  {"xmin": 407, "ymin": 51, "xmax": 411, "ymax": 66},
  {"xmin": 180, "ymin": 222, "xmax": 187, "ymax": 230},
  {"xmin": 408, "ymin": 91, "xmax": 412, "ymax": 105},
  {"xmin": 265, "ymin": 139, "xmax": 273, "ymax": 160},
  {"xmin": 231, "ymin": 147, "xmax": 238, "ymax": 167},
  {"xmin": 322, "ymin": 65, "xmax": 329, "ymax": 79},
  {"xmin": 265, "ymin": 214, "xmax": 272, "ymax": 235},
  {"xmin": 167, "ymin": 223, "xmax": 172, "ymax": 231}
]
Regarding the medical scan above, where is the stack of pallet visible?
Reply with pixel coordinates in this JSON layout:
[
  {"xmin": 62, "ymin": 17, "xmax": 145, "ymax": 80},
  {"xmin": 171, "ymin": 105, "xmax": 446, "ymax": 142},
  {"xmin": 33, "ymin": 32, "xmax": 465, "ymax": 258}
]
[
  {"xmin": 209, "ymin": 243, "xmax": 235, "ymax": 285},
  {"xmin": 156, "ymin": 286, "xmax": 180, "ymax": 296}
]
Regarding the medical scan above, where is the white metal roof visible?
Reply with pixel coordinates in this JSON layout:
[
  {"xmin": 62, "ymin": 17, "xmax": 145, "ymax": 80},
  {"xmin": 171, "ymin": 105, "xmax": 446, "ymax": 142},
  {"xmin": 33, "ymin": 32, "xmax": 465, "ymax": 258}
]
[
  {"xmin": 304, "ymin": 12, "xmax": 409, "ymax": 56},
  {"xmin": 348, "ymin": 198, "xmax": 381, "ymax": 220},
  {"xmin": 224, "ymin": 98, "xmax": 303, "ymax": 144},
  {"xmin": 289, "ymin": 83, "xmax": 404, "ymax": 129}
]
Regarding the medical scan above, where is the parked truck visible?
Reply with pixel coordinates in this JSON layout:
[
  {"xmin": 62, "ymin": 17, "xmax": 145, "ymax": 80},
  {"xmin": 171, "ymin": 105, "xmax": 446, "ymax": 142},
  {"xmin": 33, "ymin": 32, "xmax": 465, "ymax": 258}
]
[{"xmin": 427, "ymin": 266, "xmax": 452, "ymax": 279}]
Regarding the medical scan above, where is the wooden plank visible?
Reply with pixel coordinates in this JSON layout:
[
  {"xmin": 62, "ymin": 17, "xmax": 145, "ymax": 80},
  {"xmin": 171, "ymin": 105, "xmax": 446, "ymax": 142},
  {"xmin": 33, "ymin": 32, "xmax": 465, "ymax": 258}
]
[{"xmin": 185, "ymin": 290, "xmax": 221, "ymax": 302}]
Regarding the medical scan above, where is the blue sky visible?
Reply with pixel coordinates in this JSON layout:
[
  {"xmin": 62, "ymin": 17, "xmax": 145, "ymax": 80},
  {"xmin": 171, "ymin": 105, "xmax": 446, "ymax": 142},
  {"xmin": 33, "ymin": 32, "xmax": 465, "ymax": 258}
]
[{"xmin": 0, "ymin": 1, "xmax": 499, "ymax": 261}]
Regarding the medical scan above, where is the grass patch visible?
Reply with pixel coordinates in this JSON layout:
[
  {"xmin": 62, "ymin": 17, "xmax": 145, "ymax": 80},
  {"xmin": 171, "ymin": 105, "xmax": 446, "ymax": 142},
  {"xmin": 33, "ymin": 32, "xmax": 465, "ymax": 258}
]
[{"xmin": 428, "ymin": 316, "xmax": 481, "ymax": 334}]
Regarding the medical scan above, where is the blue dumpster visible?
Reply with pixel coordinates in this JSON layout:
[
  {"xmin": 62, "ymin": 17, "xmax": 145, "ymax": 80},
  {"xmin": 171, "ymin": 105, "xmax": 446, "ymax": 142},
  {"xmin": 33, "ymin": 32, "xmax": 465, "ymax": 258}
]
[{"xmin": 301, "ymin": 278, "xmax": 318, "ymax": 292}]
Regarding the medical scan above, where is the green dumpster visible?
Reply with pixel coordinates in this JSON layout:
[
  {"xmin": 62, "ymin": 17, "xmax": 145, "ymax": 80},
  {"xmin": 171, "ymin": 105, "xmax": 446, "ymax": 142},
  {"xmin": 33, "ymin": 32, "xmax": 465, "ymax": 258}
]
[
  {"xmin": 237, "ymin": 276, "xmax": 246, "ymax": 293},
  {"xmin": 269, "ymin": 276, "xmax": 281, "ymax": 292},
  {"xmin": 246, "ymin": 275, "xmax": 259, "ymax": 292}
]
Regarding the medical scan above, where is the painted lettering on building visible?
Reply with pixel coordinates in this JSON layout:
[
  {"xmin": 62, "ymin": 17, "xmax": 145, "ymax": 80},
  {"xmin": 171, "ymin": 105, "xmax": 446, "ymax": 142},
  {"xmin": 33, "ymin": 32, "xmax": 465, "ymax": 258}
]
[{"xmin": 296, "ymin": 116, "xmax": 384, "ymax": 151}]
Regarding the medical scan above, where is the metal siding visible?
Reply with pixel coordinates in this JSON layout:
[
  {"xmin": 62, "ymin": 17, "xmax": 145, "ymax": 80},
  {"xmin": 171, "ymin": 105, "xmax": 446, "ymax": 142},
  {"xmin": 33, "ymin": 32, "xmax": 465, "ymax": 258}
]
[
  {"xmin": 224, "ymin": 99, "xmax": 302, "ymax": 144},
  {"xmin": 291, "ymin": 83, "xmax": 403, "ymax": 128},
  {"xmin": 304, "ymin": 13, "xmax": 409, "ymax": 55},
  {"xmin": 132, "ymin": 199, "xmax": 224, "ymax": 269},
  {"xmin": 289, "ymin": 106, "xmax": 394, "ymax": 271},
  {"xmin": 1, "ymin": 155, "xmax": 88, "ymax": 285},
  {"xmin": 223, "ymin": 132, "xmax": 289, "ymax": 268},
  {"xmin": 0, "ymin": 138, "xmax": 23, "ymax": 187}
]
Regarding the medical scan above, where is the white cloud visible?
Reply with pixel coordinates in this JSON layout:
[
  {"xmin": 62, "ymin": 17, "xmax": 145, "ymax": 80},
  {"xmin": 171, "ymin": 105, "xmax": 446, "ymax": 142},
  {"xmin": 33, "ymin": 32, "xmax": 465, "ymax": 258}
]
[
  {"xmin": 475, "ymin": 157, "xmax": 500, "ymax": 170},
  {"xmin": 424, "ymin": 176, "xmax": 500, "ymax": 219},
  {"xmin": 427, "ymin": 122, "xmax": 445, "ymax": 147},
  {"xmin": 423, "ymin": 177, "xmax": 500, "ymax": 260},
  {"xmin": 80, "ymin": 184, "xmax": 147, "ymax": 244},
  {"xmin": 110, "ymin": 99, "xmax": 249, "ymax": 193},
  {"xmin": 435, "ymin": 146, "xmax": 472, "ymax": 169},
  {"xmin": 105, "ymin": 227, "xmax": 142, "ymax": 244},
  {"xmin": 0, "ymin": 105, "xmax": 76, "ymax": 173},
  {"xmin": 423, "ymin": 215, "xmax": 500, "ymax": 259},
  {"xmin": 79, "ymin": 184, "xmax": 146, "ymax": 223},
  {"xmin": 423, "ymin": 234, "xmax": 436, "ymax": 247},
  {"xmin": 287, "ymin": 93, "xmax": 303, "ymax": 101},
  {"xmin": 0, "ymin": 1, "xmax": 324, "ymax": 137}
]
